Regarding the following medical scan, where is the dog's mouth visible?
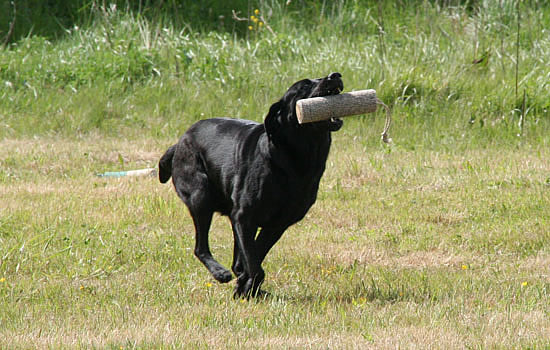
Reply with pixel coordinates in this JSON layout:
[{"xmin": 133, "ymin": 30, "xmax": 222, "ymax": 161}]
[
  {"xmin": 324, "ymin": 79, "xmax": 344, "ymax": 96},
  {"xmin": 326, "ymin": 86, "xmax": 343, "ymax": 96},
  {"xmin": 310, "ymin": 72, "xmax": 344, "ymax": 98},
  {"xmin": 322, "ymin": 80, "xmax": 343, "ymax": 96}
]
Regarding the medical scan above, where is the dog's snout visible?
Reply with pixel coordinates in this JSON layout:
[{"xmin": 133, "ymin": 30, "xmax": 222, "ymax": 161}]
[{"xmin": 325, "ymin": 72, "xmax": 343, "ymax": 94}]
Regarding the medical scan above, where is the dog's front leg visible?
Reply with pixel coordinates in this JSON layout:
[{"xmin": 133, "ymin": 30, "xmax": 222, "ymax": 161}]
[
  {"xmin": 255, "ymin": 226, "xmax": 286, "ymax": 265},
  {"xmin": 230, "ymin": 217, "xmax": 264, "ymax": 298},
  {"xmin": 231, "ymin": 239, "xmax": 244, "ymax": 278}
]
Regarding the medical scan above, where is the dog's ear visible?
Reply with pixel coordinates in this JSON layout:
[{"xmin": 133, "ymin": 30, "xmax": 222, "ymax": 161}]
[{"xmin": 264, "ymin": 101, "xmax": 283, "ymax": 139}]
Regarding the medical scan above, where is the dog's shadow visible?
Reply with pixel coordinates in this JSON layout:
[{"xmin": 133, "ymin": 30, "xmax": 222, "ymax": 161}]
[{"xmin": 237, "ymin": 279, "xmax": 438, "ymax": 305}]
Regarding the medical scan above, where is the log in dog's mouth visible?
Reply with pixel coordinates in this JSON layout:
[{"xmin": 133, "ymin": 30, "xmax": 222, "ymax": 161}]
[
  {"xmin": 326, "ymin": 82, "xmax": 343, "ymax": 128},
  {"xmin": 314, "ymin": 73, "xmax": 344, "ymax": 129},
  {"xmin": 297, "ymin": 72, "xmax": 345, "ymax": 131}
]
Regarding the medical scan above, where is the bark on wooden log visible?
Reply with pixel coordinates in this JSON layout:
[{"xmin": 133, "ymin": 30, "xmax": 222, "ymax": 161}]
[{"xmin": 296, "ymin": 89, "xmax": 378, "ymax": 124}]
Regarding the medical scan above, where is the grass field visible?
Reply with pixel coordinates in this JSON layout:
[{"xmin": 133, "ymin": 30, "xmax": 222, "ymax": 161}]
[{"xmin": 1, "ymin": 1, "xmax": 550, "ymax": 348}]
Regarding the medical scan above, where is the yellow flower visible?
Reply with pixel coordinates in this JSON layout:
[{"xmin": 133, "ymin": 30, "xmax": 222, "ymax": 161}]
[
  {"xmin": 254, "ymin": 9, "xmax": 260, "ymax": 15},
  {"xmin": 521, "ymin": 281, "xmax": 528, "ymax": 287},
  {"xmin": 461, "ymin": 264, "xmax": 468, "ymax": 270},
  {"xmin": 248, "ymin": 25, "xmax": 253, "ymax": 31},
  {"xmin": 205, "ymin": 282, "xmax": 212, "ymax": 288},
  {"xmin": 0, "ymin": 277, "xmax": 5, "ymax": 283},
  {"xmin": 79, "ymin": 285, "xmax": 84, "ymax": 290},
  {"xmin": 250, "ymin": 15, "xmax": 256, "ymax": 21},
  {"xmin": 259, "ymin": 22, "xmax": 264, "ymax": 27}
]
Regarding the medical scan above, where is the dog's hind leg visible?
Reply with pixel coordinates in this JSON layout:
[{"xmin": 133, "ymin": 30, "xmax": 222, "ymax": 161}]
[
  {"xmin": 190, "ymin": 209, "xmax": 233, "ymax": 283},
  {"xmin": 173, "ymin": 170, "xmax": 233, "ymax": 284}
]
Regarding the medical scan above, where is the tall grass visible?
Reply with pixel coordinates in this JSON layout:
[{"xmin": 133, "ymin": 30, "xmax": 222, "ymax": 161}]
[{"xmin": 1, "ymin": 0, "xmax": 548, "ymax": 147}]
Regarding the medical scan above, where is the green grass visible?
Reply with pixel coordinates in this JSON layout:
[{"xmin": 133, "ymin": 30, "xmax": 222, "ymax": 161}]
[
  {"xmin": 1, "ymin": 1, "xmax": 550, "ymax": 348},
  {"xmin": 1, "ymin": 138, "xmax": 549, "ymax": 349}
]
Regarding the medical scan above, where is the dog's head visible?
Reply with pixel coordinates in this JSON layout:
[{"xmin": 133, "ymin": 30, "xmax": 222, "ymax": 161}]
[{"xmin": 265, "ymin": 72, "xmax": 344, "ymax": 139}]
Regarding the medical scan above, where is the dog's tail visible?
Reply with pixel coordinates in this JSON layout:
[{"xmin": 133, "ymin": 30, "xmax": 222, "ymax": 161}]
[{"xmin": 159, "ymin": 145, "xmax": 176, "ymax": 183}]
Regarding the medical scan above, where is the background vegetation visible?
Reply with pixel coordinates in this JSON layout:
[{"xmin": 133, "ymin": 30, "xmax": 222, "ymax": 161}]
[{"xmin": 1, "ymin": 0, "xmax": 549, "ymax": 348}]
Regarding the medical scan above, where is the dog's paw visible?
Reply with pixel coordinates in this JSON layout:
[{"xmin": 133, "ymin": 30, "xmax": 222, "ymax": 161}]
[
  {"xmin": 212, "ymin": 268, "xmax": 233, "ymax": 283},
  {"xmin": 233, "ymin": 272, "xmax": 265, "ymax": 299},
  {"xmin": 233, "ymin": 274, "xmax": 250, "ymax": 299}
]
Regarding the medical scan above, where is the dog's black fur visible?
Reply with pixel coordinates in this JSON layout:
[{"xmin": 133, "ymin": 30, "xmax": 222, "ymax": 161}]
[{"xmin": 159, "ymin": 73, "xmax": 344, "ymax": 297}]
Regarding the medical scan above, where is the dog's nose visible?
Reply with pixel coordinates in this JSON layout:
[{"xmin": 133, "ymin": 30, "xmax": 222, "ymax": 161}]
[{"xmin": 328, "ymin": 72, "xmax": 342, "ymax": 80}]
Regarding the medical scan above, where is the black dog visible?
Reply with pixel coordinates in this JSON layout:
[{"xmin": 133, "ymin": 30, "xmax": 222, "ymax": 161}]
[{"xmin": 159, "ymin": 72, "xmax": 344, "ymax": 297}]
